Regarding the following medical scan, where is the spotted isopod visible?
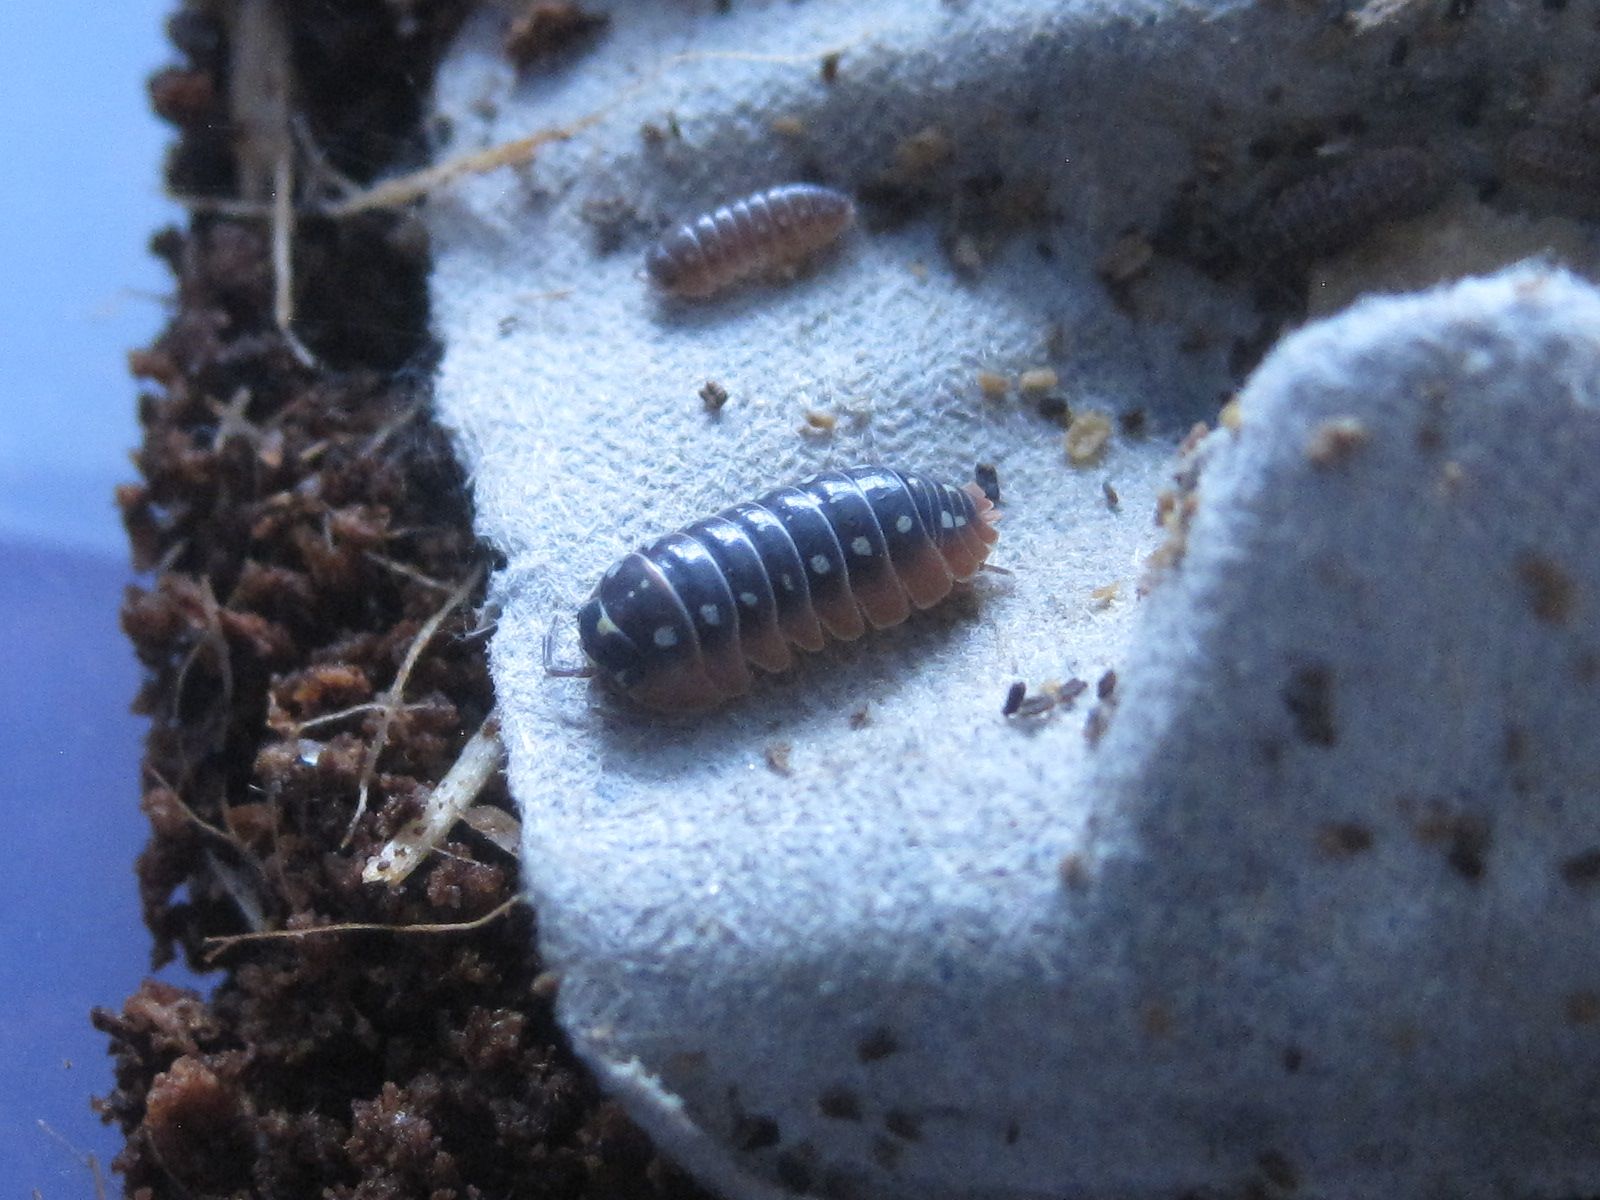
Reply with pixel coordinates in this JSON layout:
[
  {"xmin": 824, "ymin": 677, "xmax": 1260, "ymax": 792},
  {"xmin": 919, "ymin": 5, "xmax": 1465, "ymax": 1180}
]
[
  {"xmin": 645, "ymin": 183, "xmax": 855, "ymax": 299},
  {"xmin": 566, "ymin": 466, "xmax": 1000, "ymax": 709}
]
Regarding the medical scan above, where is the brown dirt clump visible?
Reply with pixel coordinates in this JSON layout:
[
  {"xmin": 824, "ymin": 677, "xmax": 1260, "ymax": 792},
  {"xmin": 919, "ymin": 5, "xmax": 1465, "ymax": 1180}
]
[{"xmin": 96, "ymin": 3, "xmax": 711, "ymax": 1197}]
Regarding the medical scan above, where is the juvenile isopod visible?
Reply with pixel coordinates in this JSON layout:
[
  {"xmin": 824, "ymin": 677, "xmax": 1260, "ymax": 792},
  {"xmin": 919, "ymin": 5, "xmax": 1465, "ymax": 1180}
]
[
  {"xmin": 561, "ymin": 466, "xmax": 1000, "ymax": 709},
  {"xmin": 1248, "ymin": 146, "xmax": 1445, "ymax": 262},
  {"xmin": 1503, "ymin": 126, "xmax": 1600, "ymax": 191},
  {"xmin": 645, "ymin": 183, "xmax": 855, "ymax": 299}
]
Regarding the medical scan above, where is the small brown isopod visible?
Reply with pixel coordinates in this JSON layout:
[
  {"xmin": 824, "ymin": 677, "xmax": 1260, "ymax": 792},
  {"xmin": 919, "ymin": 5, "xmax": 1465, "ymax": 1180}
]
[
  {"xmin": 1503, "ymin": 126, "xmax": 1600, "ymax": 192},
  {"xmin": 554, "ymin": 466, "xmax": 1000, "ymax": 709},
  {"xmin": 645, "ymin": 183, "xmax": 855, "ymax": 299},
  {"xmin": 1248, "ymin": 146, "xmax": 1446, "ymax": 263}
]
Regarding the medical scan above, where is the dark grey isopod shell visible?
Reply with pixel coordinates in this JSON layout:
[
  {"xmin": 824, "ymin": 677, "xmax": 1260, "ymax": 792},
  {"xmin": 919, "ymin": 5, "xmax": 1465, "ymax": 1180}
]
[{"xmin": 575, "ymin": 466, "xmax": 1001, "ymax": 710}]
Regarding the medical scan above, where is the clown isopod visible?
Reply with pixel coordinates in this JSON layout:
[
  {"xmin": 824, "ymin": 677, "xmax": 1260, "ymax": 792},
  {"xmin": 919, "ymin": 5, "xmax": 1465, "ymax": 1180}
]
[{"xmin": 559, "ymin": 466, "xmax": 1001, "ymax": 709}]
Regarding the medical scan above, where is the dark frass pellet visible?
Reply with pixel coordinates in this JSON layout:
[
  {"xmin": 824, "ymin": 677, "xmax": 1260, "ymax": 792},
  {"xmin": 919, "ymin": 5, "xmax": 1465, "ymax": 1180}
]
[{"xmin": 974, "ymin": 462, "xmax": 1000, "ymax": 505}]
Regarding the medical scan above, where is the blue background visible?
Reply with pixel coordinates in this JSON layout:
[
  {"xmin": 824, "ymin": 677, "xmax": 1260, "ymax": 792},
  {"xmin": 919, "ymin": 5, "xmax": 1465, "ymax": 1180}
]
[{"xmin": 0, "ymin": 2, "xmax": 207, "ymax": 1193}]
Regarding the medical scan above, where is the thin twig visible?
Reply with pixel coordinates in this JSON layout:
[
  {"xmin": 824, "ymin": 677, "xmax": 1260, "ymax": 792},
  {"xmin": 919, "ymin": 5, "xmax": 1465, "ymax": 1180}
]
[
  {"xmin": 363, "ymin": 713, "xmax": 508, "ymax": 886},
  {"xmin": 35, "ymin": 1122, "xmax": 108, "ymax": 1200},
  {"xmin": 363, "ymin": 551, "xmax": 455, "ymax": 593},
  {"xmin": 343, "ymin": 564, "xmax": 484, "ymax": 846},
  {"xmin": 273, "ymin": 148, "xmax": 316, "ymax": 367},
  {"xmin": 322, "ymin": 121, "xmax": 596, "ymax": 217},
  {"xmin": 201, "ymin": 895, "xmax": 523, "ymax": 962}
]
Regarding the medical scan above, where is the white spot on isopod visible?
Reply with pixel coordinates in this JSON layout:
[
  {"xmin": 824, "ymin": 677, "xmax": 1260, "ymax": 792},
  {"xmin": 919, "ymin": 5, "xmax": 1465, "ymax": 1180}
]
[
  {"xmin": 700, "ymin": 604, "xmax": 721, "ymax": 626},
  {"xmin": 596, "ymin": 613, "xmax": 622, "ymax": 637},
  {"xmin": 895, "ymin": 515, "xmax": 913, "ymax": 534},
  {"xmin": 954, "ymin": 515, "xmax": 967, "ymax": 527},
  {"xmin": 811, "ymin": 554, "xmax": 832, "ymax": 575},
  {"xmin": 781, "ymin": 573, "xmax": 795, "ymax": 590},
  {"xmin": 653, "ymin": 626, "xmax": 678, "ymax": 648},
  {"xmin": 851, "ymin": 536, "xmax": 872, "ymax": 556},
  {"xmin": 739, "ymin": 592, "xmax": 758, "ymax": 608},
  {"xmin": 940, "ymin": 511, "xmax": 954, "ymax": 529}
]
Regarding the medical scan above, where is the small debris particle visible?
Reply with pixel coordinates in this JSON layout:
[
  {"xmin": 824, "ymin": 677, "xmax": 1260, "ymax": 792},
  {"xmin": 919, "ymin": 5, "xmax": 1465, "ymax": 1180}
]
[
  {"xmin": 1218, "ymin": 397, "xmax": 1243, "ymax": 431},
  {"xmin": 894, "ymin": 125, "xmax": 954, "ymax": 177},
  {"xmin": 1282, "ymin": 663, "xmax": 1337, "ymax": 746},
  {"xmin": 1177, "ymin": 420, "xmax": 1209, "ymax": 458},
  {"xmin": 1257, "ymin": 1149, "xmax": 1299, "ymax": 1192},
  {"xmin": 1102, "ymin": 480, "xmax": 1120, "ymax": 510},
  {"xmin": 1014, "ymin": 688, "xmax": 1062, "ymax": 718},
  {"xmin": 149, "ymin": 66, "xmax": 217, "ymax": 126},
  {"xmin": 1002, "ymin": 680, "xmax": 1026, "ymax": 716},
  {"xmin": 1119, "ymin": 408, "xmax": 1148, "ymax": 438},
  {"xmin": 1096, "ymin": 669, "xmax": 1118, "ymax": 700},
  {"xmin": 1283, "ymin": 1045, "xmax": 1304, "ymax": 1073},
  {"xmin": 503, "ymin": 2, "xmax": 609, "ymax": 68},
  {"xmin": 819, "ymin": 51, "xmax": 840, "ymax": 83},
  {"xmin": 1566, "ymin": 991, "xmax": 1600, "ymax": 1025},
  {"xmin": 1445, "ymin": 816, "xmax": 1490, "ymax": 881},
  {"xmin": 977, "ymin": 370, "xmax": 1010, "ymax": 400},
  {"xmin": 770, "ymin": 114, "xmax": 807, "ymax": 138},
  {"xmin": 531, "ymin": 970, "xmax": 562, "ymax": 999},
  {"xmin": 1059, "ymin": 853, "xmax": 1092, "ymax": 891},
  {"xmin": 883, "ymin": 1110, "xmax": 922, "ymax": 1142},
  {"xmin": 848, "ymin": 705, "xmax": 871, "ymax": 729},
  {"xmin": 800, "ymin": 409, "xmax": 837, "ymax": 436},
  {"xmin": 1090, "ymin": 582, "xmax": 1119, "ymax": 608},
  {"xmin": 817, "ymin": 1086, "xmax": 863, "ymax": 1121},
  {"xmin": 974, "ymin": 461, "xmax": 1000, "ymax": 505},
  {"xmin": 857, "ymin": 1027, "xmax": 900, "ymax": 1062},
  {"xmin": 773, "ymin": 1153, "xmax": 812, "ymax": 1192},
  {"xmin": 699, "ymin": 379, "xmax": 729, "ymax": 412},
  {"xmin": 1317, "ymin": 822, "xmax": 1375, "ymax": 857},
  {"xmin": 1140, "ymin": 1001, "xmax": 1174, "ymax": 1040},
  {"xmin": 1036, "ymin": 394, "xmax": 1071, "ymax": 423},
  {"xmin": 1343, "ymin": 0, "xmax": 1427, "ymax": 30},
  {"xmin": 1560, "ymin": 848, "xmax": 1600, "ymax": 889},
  {"xmin": 871, "ymin": 1137, "xmax": 902, "ymax": 1170},
  {"xmin": 579, "ymin": 194, "xmax": 646, "ymax": 254},
  {"xmin": 951, "ymin": 233, "xmax": 984, "ymax": 273},
  {"xmin": 1517, "ymin": 554, "xmax": 1576, "ymax": 626},
  {"xmin": 1005, "ymin": 1119, "xmax": 1022, "ymax": 1145},
  {"xmin": 1084, "ymin": 705, "xmax": 1113, "ymax": 745},
  {"xmin": 733, "ymin": 1113, "xmax": 782, "ymax": 1151},
  {"xmin": 764, "ymin": 742, "xmax": 794, "ymax": 776},
  {"xmin": 1306, "ymin": 417, "xmax": 1371, "ymax": 467},
  {"xmin": 1096, "ymin": 232, "xmax": 1154, "ymax": 284},
  {"xmin": 1059, "ymin": 678, "xmax": 1088, "ymax": 706},
  {"xmin": 1018, "ymin": 367, "xmax": 1059, "ymax": 395},
  {"xmin": 1064, "ymin": 411, "xmax": 1113, "ymax": 465}
]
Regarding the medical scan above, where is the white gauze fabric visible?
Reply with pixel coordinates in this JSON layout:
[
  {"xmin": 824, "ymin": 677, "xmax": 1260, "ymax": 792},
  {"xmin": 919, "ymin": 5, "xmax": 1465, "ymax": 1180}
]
[{"xmin": 423, "ymin": 1, "xmax": 1600, "ymax": 1196}]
